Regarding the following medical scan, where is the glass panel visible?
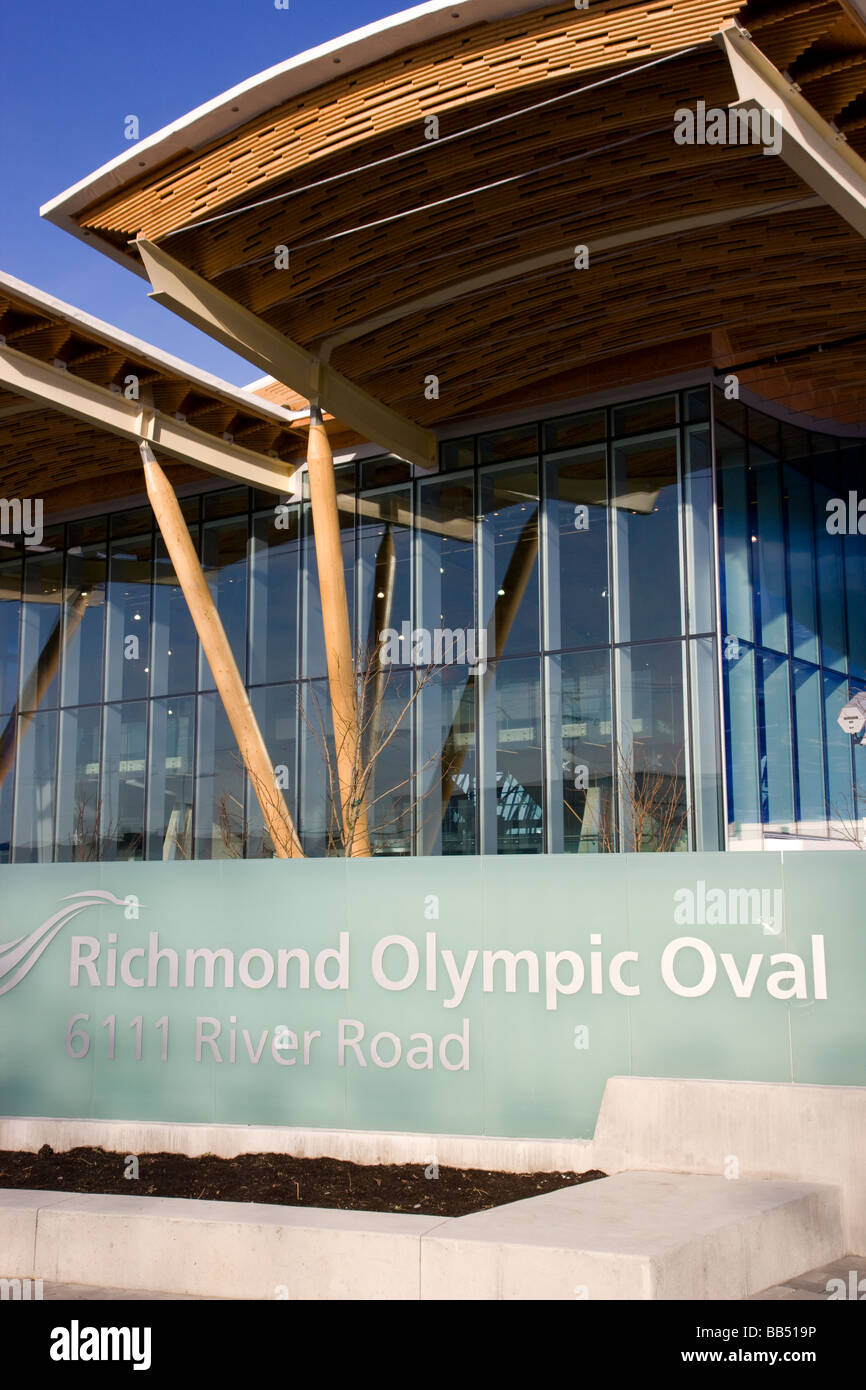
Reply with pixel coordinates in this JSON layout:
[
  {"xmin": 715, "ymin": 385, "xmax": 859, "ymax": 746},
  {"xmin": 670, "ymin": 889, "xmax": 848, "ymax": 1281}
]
[
  {"xmin": 203, "ymin": 487, "xmax": 248, "ymax": 519},
  {"xmin": 844, "ymin": 515, "xmax": 866, "ymax": 681},
  {"xmin": 151, "ymin": 531, "xmax": 198, "ymax": 697},
  {"xmin": 62, "ymin": 545, "xmax": 106, "ymax": 708},
  {"xmin": 713, "ymin": 386, "xmax": 747, "ymax": 437},
  {"xmin": 815, "ymin": 479, "xmax": 848, "ymax": 672},
  {"xmin": 792, "ymin": 664, "xmax": 825, "ymax": 831},
  {"xmin": 20, "ymin": 547, "xmax": 64, "ymax": 711},
  {"xmin": 0, "ymin": 558, "xmax": 21, "ymax": 717},
  {"xmin": 752, "ymin": 448, "xmax": 788, "ymax": 654},
  {"xmin": 359, "ymin": 456, "xmax": 411, "ymax": 490},
  {"xmin": 101, "ymin": 701, "xmax": 147, "ymax": 860},
  {"xmin": 785, "ymin": 464, "xmax": 819, "ymax": 665},
  {"xmin": 478, "ymin": 424, "xmax": 538, "ymax": 465},
  {"xmin": 479, "ymin": 461, "xmax": 539, "ymax": 658},
  {"xmin": 301, "ymin": 499, "xmax": 354, "ymax": 682},
  {"xmin": 417, "ymin": 474, "xmax": 475, "ymax": 641},
  {"xmin": 199, "ymin": 518, "xmax": 248, "ymax": 691},
  {"xmin": 147, "ymin": 696, "xmax": 195, "ymax": 860},
  {"xmin": 248, "ymin": 685, "xmax": 297, "ymax": 859},
  {"xmin": 684, "ymin": 425, "xmax": 715, "ymax": 635},
  {"xmin": 723, "ymin": 640, "xmax": 761, "ymax": 841},
  {"xmin": 543, "ymin": 410, "xmax": 606, "ymax": 451},
  {"xmin": 689, "ymin": 636, "xmax": 723, "ymax": 851},
  {"xmin": 439, "ymin": 438, "xmax": 474, "ymax": 473},
  {"xmin": 105, "ymin": 533, "xmax": 152, "ymax": 703},
  {"xmin": 361, "ymin": 666, "xmax": 415, "ymax": 856},
  {"xmin": 611, "ymin": 394, "xmax": 677, "ymax": 437},
  {"xmin": 55, "ymin": 706, "xmax": 102, "ymax": 861},
  {"xmin": 717, "ymin": 424, "xmax": 753, "ymax": 643},
  {"xmin": 357, "ymin": 488, "xmax": 412, "ymax": 666},
  {"xmin": 0, "ymin": 761, "xmax": 10, "ymax": 863},
  {"xmin": 12, "ymin": 709, "xmax": 57, "ymax": 862},
  {"xmin": 298, "ymin": 678, "xmax": 336, "ymax": 857},
  {"xmin": 617, "ymin": 641, "xmax": 688, "ymax": 851},
  {"xmin": 110, "ymin": 507, "xmax": 151, "ymax": 539},
  {"xmin": 757, "ymin": 650, "xmax": 794, "ymax": 827},
  {"xmin": 417, "ymin": 665, "xmax": 476, "ymax": 856},
  {"xmin": 612, "ymin": 432, "xmax": 682, "ymax": 643},
  {"xmin": 250, "ymin": 506, "xmax": 300, "ymax": 686},
  {"xmin": 491, "ymin": 657, "xmax": 543, "ymax": 855},
  {"xmin": 824, "ymin": 671, "xmax": 854, "ymax": 827},
  {"xmin": 748, "ymin": 407, "xmax": 780, "ymax": 457},
  {"xmin": 544, "ymin": 447, "xmax": 609, "ymax": 651},
  {"xmin": 195, "ymin": 692, "xmax": 244, "ymax": 859},
  {"xmin": 685, "ymin": 387, "xmax": 709, "ymax": 423},
  {"xmin": 547, "ymin": 649, "xmax": 614, "ymax": 853}
]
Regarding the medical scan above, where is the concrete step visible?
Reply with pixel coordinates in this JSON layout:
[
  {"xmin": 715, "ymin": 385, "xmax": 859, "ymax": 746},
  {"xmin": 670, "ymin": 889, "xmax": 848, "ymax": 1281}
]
[{"xmin": 421, "ymin": 1171, "xmax": 844, "ymax": 1300}]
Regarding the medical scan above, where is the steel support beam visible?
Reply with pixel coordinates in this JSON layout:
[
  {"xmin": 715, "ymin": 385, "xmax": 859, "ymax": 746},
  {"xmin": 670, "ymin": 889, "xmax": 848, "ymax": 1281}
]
[
  {"xmin": 0, "ymin": 343, "xmax": 302, "ymax": 495},
  {"xmin": 716, "ymin": 22, "xmax": 866, "ymax": 240},
  {"xmin": 135, "ymin": 237, "xmax": 437, "ymax": 471}
]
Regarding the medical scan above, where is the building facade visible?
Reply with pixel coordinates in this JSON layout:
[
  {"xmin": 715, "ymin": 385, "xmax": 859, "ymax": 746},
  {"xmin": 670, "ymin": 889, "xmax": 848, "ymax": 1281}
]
[{"xmin": 2, "ymin": 382, "xmax": 863, "ymax": 863}]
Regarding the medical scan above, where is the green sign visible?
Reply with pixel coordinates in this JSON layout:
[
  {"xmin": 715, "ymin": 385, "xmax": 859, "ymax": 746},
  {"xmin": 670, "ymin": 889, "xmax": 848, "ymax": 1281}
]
[{"xmin": 0, "ymin": 853, "xmax": 863, "ymax": 1138}]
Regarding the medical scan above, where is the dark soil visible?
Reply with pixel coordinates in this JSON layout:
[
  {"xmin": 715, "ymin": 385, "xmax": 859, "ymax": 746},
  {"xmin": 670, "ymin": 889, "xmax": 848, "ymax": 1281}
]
[{"xmin": 0, "ymin": 1146, "xmax": 605, "ymax": 1217}]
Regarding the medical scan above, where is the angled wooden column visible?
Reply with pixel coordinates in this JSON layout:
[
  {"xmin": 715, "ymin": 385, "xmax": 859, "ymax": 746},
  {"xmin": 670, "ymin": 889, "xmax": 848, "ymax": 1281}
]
[
  {"xmin": 0, "ymin": 589, "xmax": 89, "ymax": 791},
  {"xmin": 305, "ymin": 408, "xmax": 370, "ymax": 856},
  {"xmin": 140, "ymin": 442, "xmax": 304, "ymax": 860}
]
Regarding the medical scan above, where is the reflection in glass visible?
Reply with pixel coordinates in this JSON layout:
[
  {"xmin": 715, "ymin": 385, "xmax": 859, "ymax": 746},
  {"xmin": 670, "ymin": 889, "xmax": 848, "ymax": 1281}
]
[
  {"xmin": 547, "ymin": 649, "xmax": 613, "ymax": 853},
  {"xmin": 63, "ymin": 547, "xmax": 106, "ymax": 708},
  {"xmin": 105, "ymin": 533, "xmax": 152, "ymax": 703},
  {"xmin": 612, "ymin": 433, "xmax": 682, "ymax": 644},
  {"xmin": 199, "ymin": 519, "xmax": 248, "ymax": 691},
  {"xmin": 757, "ymin": 650, "xmax": 794, "ymax": 827},
  {"xmin": 479, "ymin": 461, "xmax": 539, "ymax": 658},
  {"xmin": 617, "ymin": 641, "xmax": 688, "ymax": 851},
  {"xmin": 248, "ymin": 684, "xmax": 296, "ymax": 858},
  {"xmin": 418, "ymin": 664, "xmax": 476, "ymax": 856},
  {"xmin": 491, "ymin": 657, "xmax": 543, "ymax": 854},
  {"xmin": 250, "ymin": 507, "xmax": 300, "ymax": 687},
  {"xmin": 12, "ymin": 709, "xmax": 57, "ymax": 862},
  {"xmin": 0, "ymin": 559, "xmax": 20, "ymax": 717},
  {"xmin": 56, "ymin": 706, "xmax": 102, "ymax": 861},
  {"xmin": 101, "ymin": 701, "xmax": 147, "ymax": 860},
  {"xmin": 20, "ymin": 548, "xmax": 64, "ymax": 711},
  {"xmin": 148, "ymin": 696, "xmax": 195, "ymax": 860},
  {"xmin": 152, "ymin": 532, "xmax": 198, "ymax": 697},
  {"xmin": 195, "ymin": 692, "xmax": 243, "ymax": 859},
  {"xmin": 544, "ymin": 447, "xmax": 608, "ymax": 650}
]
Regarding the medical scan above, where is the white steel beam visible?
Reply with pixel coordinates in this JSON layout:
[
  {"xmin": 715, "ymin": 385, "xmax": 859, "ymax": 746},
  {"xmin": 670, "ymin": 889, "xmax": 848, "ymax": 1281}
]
[
  {"xmin": 0, "ymin": 342, "xmax": 302, "ymax": 495},
  {"xmin": 135, "ymin": 237, "xmax": 437, "ymax": 471},
  {"xmin": 716, "ymin": 22, "xmax": 866, "ymax": 240}
]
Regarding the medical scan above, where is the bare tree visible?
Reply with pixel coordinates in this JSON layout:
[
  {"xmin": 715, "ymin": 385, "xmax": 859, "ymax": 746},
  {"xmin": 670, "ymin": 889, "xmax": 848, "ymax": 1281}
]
[
  {"xmin": 565, "ymin": 741, "xmax": 689, "ymax": 852},
  {"xmin": 829, "ymin": 787, "xmax": 866, "ymax": 849}
]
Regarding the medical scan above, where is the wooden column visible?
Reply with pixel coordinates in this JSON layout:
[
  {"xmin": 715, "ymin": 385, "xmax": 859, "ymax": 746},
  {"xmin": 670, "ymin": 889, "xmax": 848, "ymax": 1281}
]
[
  {"xmin": 0, "ymin": 589, "xmax": 89, "ymax": 791},
  {"xmin": 305, "ymin": 409, "xmax": 371, "ymax": 856},
  {"xmin": 140, "ymin": 443, "xmax": 304, "ymax": 860}
]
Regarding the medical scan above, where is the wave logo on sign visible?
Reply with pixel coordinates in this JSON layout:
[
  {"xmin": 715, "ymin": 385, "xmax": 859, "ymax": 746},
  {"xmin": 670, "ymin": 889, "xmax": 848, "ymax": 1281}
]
[{"xmin": 0, "ymin": 891, "xmax": 136, "ymax": 997}]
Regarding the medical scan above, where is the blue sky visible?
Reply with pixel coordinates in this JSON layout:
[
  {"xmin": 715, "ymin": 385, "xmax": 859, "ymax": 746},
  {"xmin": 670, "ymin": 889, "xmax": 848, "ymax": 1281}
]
[{"xmin": 0, "ymin": 0, "xmax": 400, "ymax": 384}]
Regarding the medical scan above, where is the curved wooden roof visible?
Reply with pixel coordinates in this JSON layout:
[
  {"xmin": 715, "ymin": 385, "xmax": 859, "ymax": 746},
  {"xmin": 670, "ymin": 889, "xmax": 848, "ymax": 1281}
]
[
  {"xmin": 0, "ymin": 274, "xmax": 325, "ymax": 513},
  {"xmin": 42, "ymin": 0, "xmax": 866, "ymax": 432}
]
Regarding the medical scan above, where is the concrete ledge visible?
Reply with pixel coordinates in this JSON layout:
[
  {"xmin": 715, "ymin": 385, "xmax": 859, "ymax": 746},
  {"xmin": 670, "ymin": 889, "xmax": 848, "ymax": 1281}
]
[
  {"xmin": 421, "ymin": 1172, "xmax": 844, "ymax": 1301},
  {"xmin": 593, "ymin": 1078, "xmax": 866, "ymax": 1254},
  {"xmin": 2, "ymin": 1190, "xmax": 447, "ymax": 1300},
  {"xmin": 0, "ymin": 1115, "xmax": 594, "ymax": 1175}
]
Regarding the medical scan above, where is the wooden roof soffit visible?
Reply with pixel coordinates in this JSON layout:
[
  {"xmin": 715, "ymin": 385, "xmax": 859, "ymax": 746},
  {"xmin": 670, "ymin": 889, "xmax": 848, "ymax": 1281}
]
[{"xmin": 134, "ymin": 236, "xmax": 437, "ymax": 472}]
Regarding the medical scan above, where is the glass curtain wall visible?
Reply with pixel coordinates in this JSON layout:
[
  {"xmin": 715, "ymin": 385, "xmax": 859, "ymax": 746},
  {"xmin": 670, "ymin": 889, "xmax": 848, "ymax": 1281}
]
[
  {"xmin": 716, "ymin": 388, "xmax": 866, "ymax": 844},
  {"xmin": 0, "ymin": 386, "xmax": 731, "ymax": 860}
]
